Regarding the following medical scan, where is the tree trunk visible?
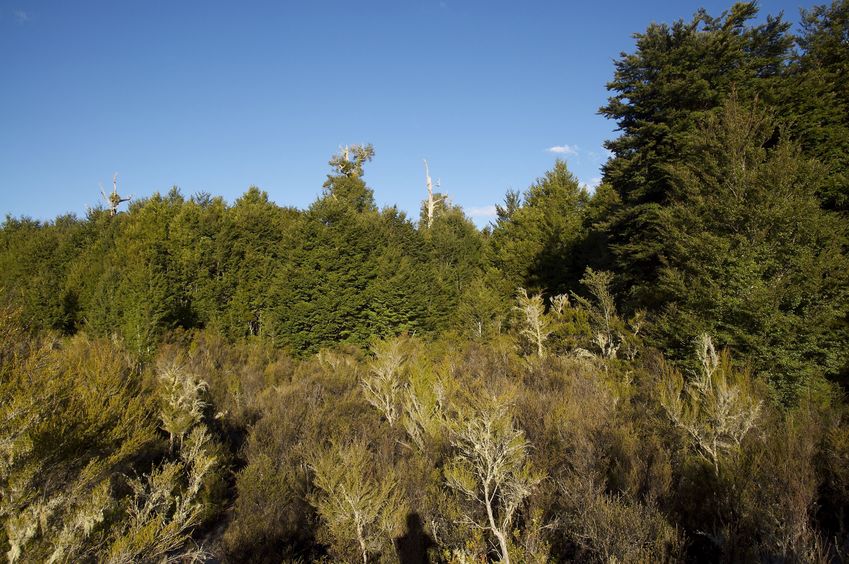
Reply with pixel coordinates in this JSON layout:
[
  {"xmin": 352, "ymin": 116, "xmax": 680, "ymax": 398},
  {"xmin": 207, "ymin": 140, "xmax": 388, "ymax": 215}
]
[{"xmin": 484, "ymin": 483, "xmax": 510, "ymax": 564}]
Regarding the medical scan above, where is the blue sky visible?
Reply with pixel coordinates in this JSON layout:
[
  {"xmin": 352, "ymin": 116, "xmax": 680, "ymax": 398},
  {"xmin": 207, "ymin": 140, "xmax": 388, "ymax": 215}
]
[{"xmin": 0, "ymin": 0, "xmax": 812, "ymax": 227}]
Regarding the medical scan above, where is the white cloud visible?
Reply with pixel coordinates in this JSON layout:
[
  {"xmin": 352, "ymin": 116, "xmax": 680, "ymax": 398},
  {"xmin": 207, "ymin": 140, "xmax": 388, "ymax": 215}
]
[
  {"xmin": 467, "ymin": 205, "xmax": 497, "ymax": 218},
  {"xmin": 546, "ymin": 144, "xmax": 578, "ymax": 156},
  {"xmin": 580, "ymin": 177, "xmax": 602, "ymax": 192},
  {"xmin": 13, "ymin": 10, "xmax": 30, "ymax": 23}
]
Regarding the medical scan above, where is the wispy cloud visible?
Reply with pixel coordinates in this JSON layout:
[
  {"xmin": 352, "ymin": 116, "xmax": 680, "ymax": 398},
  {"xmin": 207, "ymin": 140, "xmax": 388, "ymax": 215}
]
[
  {"xmin": 468, "ymin": 205, "xmax": 497, "ymax": 218},
  {"xmin": 13, "ymin": 9, "xmax": 30, "ymax": 23},
  {"xmin": 546, "ymin": 144, "xmax": 578, "ymax": 156},
  {"xmin": 580, "ymin": 177, "xmax": 602, "ymax": 191}
]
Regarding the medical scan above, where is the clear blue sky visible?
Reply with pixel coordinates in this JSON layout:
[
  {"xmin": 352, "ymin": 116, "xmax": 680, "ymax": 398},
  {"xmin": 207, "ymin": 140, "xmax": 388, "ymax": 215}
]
[{"xmin": 0, "ymin": 0, "xmax": 812, "ymax": 227}]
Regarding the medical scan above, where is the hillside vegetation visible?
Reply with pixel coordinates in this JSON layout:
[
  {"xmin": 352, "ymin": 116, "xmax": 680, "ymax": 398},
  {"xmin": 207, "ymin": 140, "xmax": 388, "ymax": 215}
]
[{"xmin": 1, "ymin": 2, "xmax": 848, "ymax": 562}]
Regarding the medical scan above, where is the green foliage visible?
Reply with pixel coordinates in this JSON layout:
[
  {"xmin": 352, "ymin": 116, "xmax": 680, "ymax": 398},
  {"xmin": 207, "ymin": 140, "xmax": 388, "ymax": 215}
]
[
  {"xmin": 455, "ymin": 276, "xmax": 509, "ymax": 339},
  {"xmin": 0, "ymin": 146, "xmax": 486, "ymax": 356},
  {"xmin": 569, "ymin": 269, "xmax": 646, "ymax": 361},
  {"xmin": 573, "ymin": 269, "xmax": 619, "ymax": 359},
  {"xmin": 601, "ymin": 2, "xmax": 793, "ymax": 307},
  {"xmin": 157, "ymin": 362, "xmax": 209, "ymax": 451},
  {"xmin": 0, "ymin": 215, "xmax": 89, "ymax": 334},
  {"xmin": 651, "ymin": 96, "xmax": 849, "ymax": 397},
  {"xmin": 308, "ymin": 441, "xmax": 404, "ymax": 563},
  {"xmin": 323, "ymin": 144, "xmax": 377, "ymax": 213},
  {"xmin": 217, "ymin": 187, "xmax": 293, "ymax": 340},
  {"xmin": 489, "ymin": 160, "xmax": 589, "ymax": 294},
  {"xmin": 328, "ymin": 144, "xmax": 375, "ymax": 180},
  {"xmin": 400, "ymin": 352, "xmax": 454, "ymax": 456},
  {"xmin": 362, "ymin": 336, "xmax": 409, "ymax": 427},
  {"xmin": 0, "ymin": 334, "xmax": 158, "ymax": 562},
  {"xmin": 0, "ymin": 316, "xmax": 845, "ymax": 561},
  {"xmin": 1, "ymin": 3, "xmax": 848, "ymax": 561},
  {"xmin": 107, "ymin": 425, "xmax": 219, "ymax": 563},
  {"xmin": 223, "ymin": 452, "xmax": 308, "ymax": 560},
  {"xmin": 785, "ymin": 0, "xmax": 849, "ymax": 211},
  {"xmin": 659, "ymin": 334, "xmax": 762, "ymax": 476}
]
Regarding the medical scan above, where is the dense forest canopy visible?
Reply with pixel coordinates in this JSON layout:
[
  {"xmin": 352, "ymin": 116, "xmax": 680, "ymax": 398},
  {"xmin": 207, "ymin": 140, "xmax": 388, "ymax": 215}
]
[{"xmin": 2, "ymin": 1, "xmax": 849, "ymax": 562}]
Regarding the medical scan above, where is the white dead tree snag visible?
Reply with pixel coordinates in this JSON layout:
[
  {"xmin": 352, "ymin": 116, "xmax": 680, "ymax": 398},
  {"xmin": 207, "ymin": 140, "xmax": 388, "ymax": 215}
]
[
  {"xmin": 423, "ymin": 159, "xmax": 446, "ymax": 228},
  {"xmin": 100, "ymin": 173, "xmax": 133, "ymax": 216}
]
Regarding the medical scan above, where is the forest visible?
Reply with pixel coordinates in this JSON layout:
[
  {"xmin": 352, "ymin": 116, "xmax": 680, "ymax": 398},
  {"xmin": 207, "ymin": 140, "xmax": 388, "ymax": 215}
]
[{"xmin": 1, "ymin": 1, "xmax": 848, "ymax": 562}]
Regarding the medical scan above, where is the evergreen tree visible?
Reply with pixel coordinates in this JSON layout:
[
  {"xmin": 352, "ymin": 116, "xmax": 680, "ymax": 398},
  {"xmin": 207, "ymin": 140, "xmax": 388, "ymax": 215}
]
[
  {"xmin": 600, "ymin": 3, "xmax": 792, "ymax": 308},
  {"xmin": 653, "ymin": 96, "xmax": 849, "ymax": 399},
  {"xmin": 219, "ymin": 187, "xmax": 294, "ymax": 339},
  {"xmin": 167, "ymin": 192, "xmax": 230, "ymax": 330},
  {"xmin": 488, "ymin": 160, "xmax": 588, "ymax": 294},
  {"xmin": 323, "ymin": 144, "xmax": 377, "ymax": 213},
  {"xmin": 0, "ymin": 215, "xmax": 87, "ymax": 334},
  {"xmin": 783, "ymin": 0, "xmax": 849, "ymax": 212},
  {"xmin": 111, "ymin": 191, "xmax": 185, "ymax": 356},
  {"xmin": 273, "ymin": 146, "xmax": 390, "ymax": 353},
  {"xmin": 421, "ymin": 203, "xmax": 485, "ymax": 331},
  {"xmin": 364, "ymin": 208, "xmax": 431, "ymax": 338}
]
